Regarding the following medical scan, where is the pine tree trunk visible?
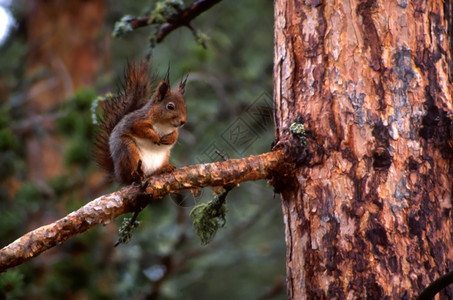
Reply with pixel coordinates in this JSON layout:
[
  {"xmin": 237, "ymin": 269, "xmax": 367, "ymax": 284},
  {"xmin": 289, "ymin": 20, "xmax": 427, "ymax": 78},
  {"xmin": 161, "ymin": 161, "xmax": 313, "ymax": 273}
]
[
  {"xmin": 274, "ymin": 1, "xmax": 453, "ymax": 298},
  {"xmin": 24, "ymin": 0, "xmax": 107, "ymax": 180}
]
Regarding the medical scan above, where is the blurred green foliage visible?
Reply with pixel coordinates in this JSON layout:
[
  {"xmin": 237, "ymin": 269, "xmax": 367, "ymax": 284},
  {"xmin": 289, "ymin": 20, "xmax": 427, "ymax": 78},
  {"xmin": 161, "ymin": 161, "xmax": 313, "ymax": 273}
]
[
  {"xmin": 0, "ymin": 269, "xmax": 24, "ymax": 299},
  {"xmin": 57, "ymin": 89, "xmax": 97, "ymax": 167},
  {"xmin": 0, "ymin": 0, "xmax": 284, "ymax": 299}
]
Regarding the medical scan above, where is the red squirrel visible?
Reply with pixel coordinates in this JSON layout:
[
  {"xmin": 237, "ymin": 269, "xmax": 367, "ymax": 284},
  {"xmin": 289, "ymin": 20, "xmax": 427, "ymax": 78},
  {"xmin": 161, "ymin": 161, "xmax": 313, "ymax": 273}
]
[{"xmin": 95, "ymin": 60, "xmax": 187, "ymax": 184}]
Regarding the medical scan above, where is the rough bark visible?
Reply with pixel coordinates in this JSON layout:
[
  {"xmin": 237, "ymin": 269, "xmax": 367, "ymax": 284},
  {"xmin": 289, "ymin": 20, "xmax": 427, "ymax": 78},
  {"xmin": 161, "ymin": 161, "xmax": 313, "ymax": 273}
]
[
  {"xmin": 0, "ymin": 150, "xmax": 284, "ymax": 272},
  {"xmin": 274, "ymin": 0, "xmax": 453, "ymax": 298}
]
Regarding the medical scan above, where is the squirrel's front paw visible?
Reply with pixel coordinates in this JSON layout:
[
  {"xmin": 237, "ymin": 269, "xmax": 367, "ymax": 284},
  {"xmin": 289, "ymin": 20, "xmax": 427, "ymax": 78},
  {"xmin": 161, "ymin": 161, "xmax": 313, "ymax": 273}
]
[
  {"xmin": 159, "ymin": 132, "xmax": 177, "ymax": 145},
  {"xmin": 159, "ymin": 137, "xmax": 171, "ymax": 145}
]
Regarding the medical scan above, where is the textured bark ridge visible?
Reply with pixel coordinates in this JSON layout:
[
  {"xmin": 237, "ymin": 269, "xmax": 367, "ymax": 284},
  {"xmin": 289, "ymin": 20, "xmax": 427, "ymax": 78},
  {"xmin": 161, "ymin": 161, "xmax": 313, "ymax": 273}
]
[{"xmin": 274, "ymin": 1, "xmax": 453, "ymax": 298}]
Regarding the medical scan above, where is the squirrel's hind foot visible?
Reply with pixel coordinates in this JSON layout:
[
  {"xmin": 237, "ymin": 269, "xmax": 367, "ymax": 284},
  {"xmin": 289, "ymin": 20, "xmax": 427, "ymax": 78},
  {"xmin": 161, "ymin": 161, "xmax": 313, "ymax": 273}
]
[
  {"xmin": 155, "ymin": 163, "xmax": 176, "ymax": 174},
  {"xmin": 131, "ymin": 160, "xmax": 145, "ymax": 183}
]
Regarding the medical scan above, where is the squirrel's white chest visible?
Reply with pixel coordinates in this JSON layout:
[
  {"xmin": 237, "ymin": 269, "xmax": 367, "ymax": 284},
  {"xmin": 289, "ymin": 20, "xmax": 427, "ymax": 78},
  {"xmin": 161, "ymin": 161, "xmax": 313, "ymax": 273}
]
[{"xmin": 133, "ymin": 137, "xmax": 172, "ymax": 175}]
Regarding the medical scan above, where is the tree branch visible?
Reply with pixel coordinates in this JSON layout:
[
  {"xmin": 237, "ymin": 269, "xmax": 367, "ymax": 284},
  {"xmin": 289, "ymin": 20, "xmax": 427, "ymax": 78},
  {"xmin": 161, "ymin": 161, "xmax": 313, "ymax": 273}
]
[
  {"xmin": 128, "ymin": 0, "xmax": 222, "ymax": 43},
  {"xmin": 0, "ymin": 149, "xmax": 284, "ymax": 273}
]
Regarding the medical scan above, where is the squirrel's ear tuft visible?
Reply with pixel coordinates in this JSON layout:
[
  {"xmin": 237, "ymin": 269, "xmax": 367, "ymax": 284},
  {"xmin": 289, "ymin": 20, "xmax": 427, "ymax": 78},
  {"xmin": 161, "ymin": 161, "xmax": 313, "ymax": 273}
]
[
  {"xmin": 154, "ymin": 64, "xmax": 171, "ymax": 101},
  {"xmin": 164, "ymin": 64, "xmax": 171, "ymax": 84},
  {"xmin": 179, "ymin": 74, "xmax": 189, "ymax": 95},
  {"xmin": 155, "ymin": 80, "xmax": 170, "ymax": 101}
]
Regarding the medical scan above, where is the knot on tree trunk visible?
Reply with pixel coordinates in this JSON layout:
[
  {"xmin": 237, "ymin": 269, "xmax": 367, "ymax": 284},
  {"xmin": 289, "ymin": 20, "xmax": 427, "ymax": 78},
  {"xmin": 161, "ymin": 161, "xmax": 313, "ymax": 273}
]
[{"xmin": 270, "ymin": 119, "xmax": 324, "ymax": 193}]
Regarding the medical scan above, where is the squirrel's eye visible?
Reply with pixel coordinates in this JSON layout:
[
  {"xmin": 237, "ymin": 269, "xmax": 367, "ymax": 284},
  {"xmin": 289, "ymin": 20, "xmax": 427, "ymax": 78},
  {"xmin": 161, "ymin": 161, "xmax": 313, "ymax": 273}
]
[{"xmin": 167, "ymin": 103, "xmax": 175, "ymax": 110}]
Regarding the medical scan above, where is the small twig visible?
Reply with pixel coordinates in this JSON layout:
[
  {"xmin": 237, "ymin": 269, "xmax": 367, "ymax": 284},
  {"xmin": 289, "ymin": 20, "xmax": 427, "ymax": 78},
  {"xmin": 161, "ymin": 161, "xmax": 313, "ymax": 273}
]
[
  {"xmin": 114, "ymin": 179, "xmax": 151, "ymax": 247},
  {"xmin": 127, "ymin": 0, "xmax": 222, "ymax": 44},
  {"xmin": 215, "ymin": 150, "xmax": 229, "ymax": 161},
  {"xmin": 215, "ymin": 149, "xmax": 233, "ymax": 205},
  {"xmin": 114, "ymin": 210, "xmax": 140, "ymax": 247},
  {"xmin": 417, "ymin": 270, "xmax": 453, "ymax": 300}
]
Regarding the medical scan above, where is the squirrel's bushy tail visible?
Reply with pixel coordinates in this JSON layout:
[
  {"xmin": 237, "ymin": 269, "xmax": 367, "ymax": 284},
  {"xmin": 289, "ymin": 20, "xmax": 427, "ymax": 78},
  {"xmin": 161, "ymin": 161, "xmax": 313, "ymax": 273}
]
[{"xmin": 94, "ymin": 60, "xmax": 153, "ymax": 179}]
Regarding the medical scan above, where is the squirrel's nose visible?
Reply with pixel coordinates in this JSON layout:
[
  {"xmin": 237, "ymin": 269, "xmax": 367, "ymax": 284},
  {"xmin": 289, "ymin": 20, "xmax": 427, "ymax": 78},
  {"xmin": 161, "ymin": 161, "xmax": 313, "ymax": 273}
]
[{"xmin": 179, "ymin": 120, "xmax": 186, "ymax": 127}]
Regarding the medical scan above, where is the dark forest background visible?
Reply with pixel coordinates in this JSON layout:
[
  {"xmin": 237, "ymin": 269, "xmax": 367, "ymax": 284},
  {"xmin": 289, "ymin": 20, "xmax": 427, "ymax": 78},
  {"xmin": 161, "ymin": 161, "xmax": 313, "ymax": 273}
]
[{"xmin": 0, "ymin": 1, "xmax": 285, "ymax": 299}]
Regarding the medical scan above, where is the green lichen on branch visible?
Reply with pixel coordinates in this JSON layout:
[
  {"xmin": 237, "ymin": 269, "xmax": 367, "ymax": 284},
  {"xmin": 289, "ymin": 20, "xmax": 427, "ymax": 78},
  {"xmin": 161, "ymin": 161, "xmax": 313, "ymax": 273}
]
[
  {"xmin": 190, "ymin": 194, "xmax": 228, "ymax": 245},
  {"xmin": 290, "ymin": 121, "xmax": 307, "ymax": 144},
  {"xmin": 112, "ymin": 0, "xmax": 212, "ymax": 49},
  {"xmin": 112, "ymin": 15, "xmax": 135, "ymax": 38},
  {"xmin": 152, "ymin": 0, "xmax": 185, "ymax": 23},
  {"xmin": 115, "ymin": 215, "xmax": 141, "ymax": 246},
  {"xmin": 112, "ymin": 0, "xmax": 185, "ymax": 46},
  {"xmin": 91, "ymin": 92, "xmax": 114, "ymax": 126}
]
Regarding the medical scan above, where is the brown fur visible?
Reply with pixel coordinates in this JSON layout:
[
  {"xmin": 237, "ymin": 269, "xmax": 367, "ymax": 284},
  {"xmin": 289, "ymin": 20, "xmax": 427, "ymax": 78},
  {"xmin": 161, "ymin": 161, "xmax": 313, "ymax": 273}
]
[{"xmin": 94, "ymin": 60, "xmax": 187, "ymax": 184}]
